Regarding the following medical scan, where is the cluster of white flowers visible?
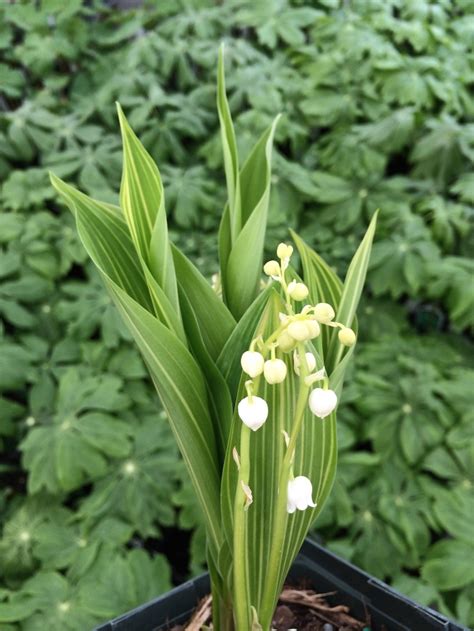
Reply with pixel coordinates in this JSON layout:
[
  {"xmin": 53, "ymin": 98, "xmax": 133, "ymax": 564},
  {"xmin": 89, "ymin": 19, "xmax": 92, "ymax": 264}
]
[{"xmin": 236, "ymin": 243, "xmax": 355, "ymax": 514}]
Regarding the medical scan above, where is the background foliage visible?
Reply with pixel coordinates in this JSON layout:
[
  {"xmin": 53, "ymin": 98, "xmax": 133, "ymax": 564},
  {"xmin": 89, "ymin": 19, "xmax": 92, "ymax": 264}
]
[{"xmin": 0, "ymin": 0, "xmax": 473, "ymax": 628}]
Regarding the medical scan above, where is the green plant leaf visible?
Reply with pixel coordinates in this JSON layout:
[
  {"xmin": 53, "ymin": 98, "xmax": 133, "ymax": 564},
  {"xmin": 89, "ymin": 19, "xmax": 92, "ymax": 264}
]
[
  {"xmin": 116, "ymin": 103, "xmax": 180, "ymax": 315},
  {"xmin": 422, "ymin": 539, "xmax": 474, "ymax": 590},
  {"xmin": 171, "ymin": 244, "xmax": 235, "ymax": 361},
  {"xmin": 50, "ymin": 174, "xmax": 224, "ymax": 558},
  {"xmin": 50, "ymin": 174, "xmax": 185, "ymax": 342},
  {"xmin": 326, "ymin": 211, "xmax": 378, "ymax": 370},
  {"xmin": 219, "ymin": 116, "xmax": 280, "ymax": 319},
  {"xmin": 217, "ymin": 44, "xmax": 241, "ymax": 244}
]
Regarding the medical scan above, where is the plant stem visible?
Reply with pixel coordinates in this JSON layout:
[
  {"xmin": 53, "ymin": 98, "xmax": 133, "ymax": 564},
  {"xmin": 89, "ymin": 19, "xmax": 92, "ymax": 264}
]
[
  {"xmin": 258, "ymin": 345, "xmax": 310, "ymax": 629},
  {"xmin": 233, "ymin": 423, "xmax": 251, "ymax": 630}
]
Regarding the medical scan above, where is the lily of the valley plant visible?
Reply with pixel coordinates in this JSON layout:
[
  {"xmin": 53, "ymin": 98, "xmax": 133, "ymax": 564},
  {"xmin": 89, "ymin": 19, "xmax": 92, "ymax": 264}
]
[{"xmin": 51, "ymin": 46, "xmax": 377, "ymax": 631}]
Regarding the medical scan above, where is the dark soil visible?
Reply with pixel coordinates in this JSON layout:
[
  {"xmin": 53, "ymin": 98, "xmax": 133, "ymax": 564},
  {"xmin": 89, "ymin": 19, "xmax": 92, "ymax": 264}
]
[{"xmin": 171, "ymin": 585, "xmax": 372, "ymax": 631}]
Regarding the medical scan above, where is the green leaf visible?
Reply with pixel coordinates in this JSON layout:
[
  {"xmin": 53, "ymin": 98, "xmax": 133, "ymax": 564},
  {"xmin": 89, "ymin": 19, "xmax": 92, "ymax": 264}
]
[
  {"xmin": 172, "ymin": 243, "xmax": 235, "ymax": 361},
  {"xmin": 105, "ymin": 279, "xmax": 223, "ymax": 553},
  {"xmin": 50, "ymin": 174, "xmax": 152, "ymax": 311},
  {"xmin": 219, "ymin": 116, "xmax": 280, "ymax": 319},
  {"xmin": 51, "ymin": 174, "xmax": 224, "ymax": 556},
  {"xmin": 433, "ymin": 489, "xmax": 474, "ymax": 544},
  {"xmin": 20, "ymin": 370, "xmax": 132, "ymax": 494},
  {"xmin": 78, "ymin": 417, "xmax": 177, "ymax": 537},
  {"xmin": 116, "ymin": 103, "xmax": 180, "ymax": 315},
  {"xmin": 422, "ymin": 539, "xmax": 474, "ymax": 590},
  {"xmin": 217, "ymin": 44, "xmax": 241, "ymax": 243},
  {"xmin": 50, "ymin": 174, "xmax": 185, "ymax": 342},
  {"xmin": 177, "ymin": 287, "xmax": 233, "ymax": 463},
  {"xmin": 326, "ymin": 211, "xmax": 378, "ymax": 370}
]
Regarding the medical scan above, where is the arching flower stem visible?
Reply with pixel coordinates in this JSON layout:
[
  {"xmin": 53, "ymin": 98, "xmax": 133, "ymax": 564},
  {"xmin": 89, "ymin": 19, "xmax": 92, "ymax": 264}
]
[
  {"xmin": 233, "ymin": 375, "xmax": 261, "ymax": 629},
  {"xmin": 259, "ymin": 343, "xmax": 311, "ymax": 628}
]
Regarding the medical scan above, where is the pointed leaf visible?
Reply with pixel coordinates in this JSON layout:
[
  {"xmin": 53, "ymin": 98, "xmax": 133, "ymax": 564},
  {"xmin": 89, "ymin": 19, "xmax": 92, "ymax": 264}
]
[
  {"xmin": 51, "ymin": 174, "xmax": 223, "ymax": 558},
  {"xmin": 221, "ymin": 116, "xmax": 280, "ymax": 319},
  {"xmin": 117, "ymin": 103, "xmax": 179, "ymax": 313},
  {"xmin": 51, "ymin": 175, "xmax": 185, "ymax": 342},
  {"xmin": 217, "ymin": 44, "xmax": 241, "ymax": 244},
  {"xmin": 172, "ymin": 244, "xmax": 235, "ymax": 361},
  {"xmin": 327, "ymin": 211, "xmax": 378, "ymax": 368}
]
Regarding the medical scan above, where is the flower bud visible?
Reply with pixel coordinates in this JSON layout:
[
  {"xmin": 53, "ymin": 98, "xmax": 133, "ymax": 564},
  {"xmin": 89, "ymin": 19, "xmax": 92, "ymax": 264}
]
[
  {"xmin": 264, "ymin": 358, "xmax": 287, "ymax": 384},
  {"xmin": 305, "ymin": 319, "xmax": 320, "ymax": 339},
  {"xmin": 287, "ymin": 476, "xmax": 316, "ymax": 513},
  {"xmin": 263, "ymin": 260, "xmax": 280, "ymax": 277},
  {"xmin": 308, "ymin": 388, "xmax": 337, "ymax": 419},
  {"xmin": 277, "ymin": 243, "xmax": 293, "ymax": 260},
  {"xmin": 238, "ymin": 396, "xmax": 269, "ymax": 431},
  {"xmin": 277, "ymin": 330, "xmax": 296, "ymax": 353},
  {"xmin": 287, "ymin": 321, "xmax": 310, "ymax": 341},
  {"xmin": 294, "ymin": 351, "xmax": 316, "ymax": 376},
  {"xmin": 313, "ymin": 303, "xmax": 335, "ymax": 323},
  {"xmin": 241, "ymin": 351, "xmax": 264, "ymax": 378},
  {"xmin": 288, "ymin": 281, "xmax": 309, "ymax": 301},
  {"xmin": 338, "ymin": 327, "xmax": 356, "ymax": 346}
]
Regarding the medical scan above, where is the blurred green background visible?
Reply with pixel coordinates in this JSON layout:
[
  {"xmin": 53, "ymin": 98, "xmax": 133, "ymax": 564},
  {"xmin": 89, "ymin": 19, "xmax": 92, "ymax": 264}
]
[{"xmin": 0, "ymin": 0, "xmax": 473, "ymax": 628}]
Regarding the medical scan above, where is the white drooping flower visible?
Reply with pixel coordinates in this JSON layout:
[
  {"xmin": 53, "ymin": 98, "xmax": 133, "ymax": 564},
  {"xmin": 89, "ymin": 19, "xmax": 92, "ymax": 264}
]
[
  {"xmin": 238, "ymin": 396, "xmax": 269, "ymax": 431},
  {"xmin": 241, "ymin": 351, "xmax": 265, "ymax": 378},
  {"xmin": 287, "ymin": 476, "xmax": 317, "ymax": 513},
  {"xmin": 263, "ymin": 358, "xmax": 287, "ymax": 384},
  {"xmin": 293, "ymin": 351, "xmax": 316, "ymax": 376},
  {"xmin": 338, "ymin": 327, "xmax": 356, "ymax": 347},
  {"xmin": 308, "ymin": 388, "xmax": 338, "ymax": 419},
  {"xmin": 313, "ymin": 303, "xmax": 335, "ymax": 323},
  {"xmin": 287, "ymin": 281, "xmax": 309, "ymax": 301}
]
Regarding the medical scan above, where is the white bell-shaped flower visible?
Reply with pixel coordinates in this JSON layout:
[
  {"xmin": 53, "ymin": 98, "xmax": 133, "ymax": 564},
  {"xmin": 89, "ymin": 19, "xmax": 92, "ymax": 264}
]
[
  {"xmin": 238, "ymin": 396, "xmax": 269, "ymax": 431},
  {"xmin": 308, "ymin": 388, "xmax": 337, "ymax": 419},
  {"xmin": 263, "ymin": 358, "xmax": 287, "ymax": 384},
  {"xmin": 287, "ymin": 476, "xmax": 316, "ymax": 513},
  {"xmin": 293, "ymin": 351, "xmax": 316, "ymax": 376},
  {"xmin": 241, "ymin": 351, "xmax": 264, "ymax": 378}
]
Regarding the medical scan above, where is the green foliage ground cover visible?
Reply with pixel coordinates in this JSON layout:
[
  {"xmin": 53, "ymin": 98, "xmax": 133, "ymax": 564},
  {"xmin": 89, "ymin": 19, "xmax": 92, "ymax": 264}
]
[{"xmin": 0, "ymin": 0, "xmax": 473, "ymax": 628}]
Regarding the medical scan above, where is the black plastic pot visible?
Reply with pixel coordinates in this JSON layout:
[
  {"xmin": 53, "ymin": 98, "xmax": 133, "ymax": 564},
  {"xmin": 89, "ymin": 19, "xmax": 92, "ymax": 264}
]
[{"xmin": 96, "ymin": 538, "xmax": 467, "ymax": 631}]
